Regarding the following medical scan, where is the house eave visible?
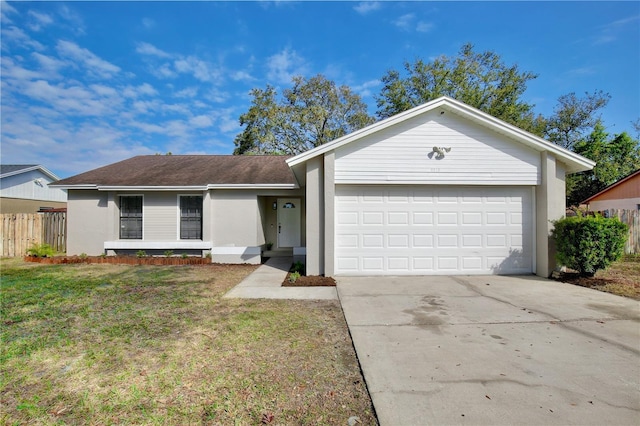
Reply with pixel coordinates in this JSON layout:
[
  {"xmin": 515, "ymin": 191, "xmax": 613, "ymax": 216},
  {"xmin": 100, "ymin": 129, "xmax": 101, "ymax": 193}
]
[{"xmin": 50, "ymin": 184, "xmax": 298, "ymax": 191}]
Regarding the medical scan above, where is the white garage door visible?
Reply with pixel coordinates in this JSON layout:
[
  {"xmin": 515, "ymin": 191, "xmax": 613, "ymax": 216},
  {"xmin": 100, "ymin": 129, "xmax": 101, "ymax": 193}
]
[{"xmin": 335, "ymin": 186, "xmax": 534, "ymax": 275}]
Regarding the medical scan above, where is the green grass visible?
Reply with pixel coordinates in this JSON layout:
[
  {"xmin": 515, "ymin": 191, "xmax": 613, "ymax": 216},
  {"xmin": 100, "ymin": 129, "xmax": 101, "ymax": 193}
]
[{"xmin": 1, "ymin": 259, "xmax": 376, "ymax": 425}]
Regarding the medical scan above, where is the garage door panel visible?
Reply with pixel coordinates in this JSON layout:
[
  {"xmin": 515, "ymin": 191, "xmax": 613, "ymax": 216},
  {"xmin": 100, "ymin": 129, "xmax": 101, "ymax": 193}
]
[{"xmin": 335, "ymin": 185, "xmax": 533, "ymax": 275}]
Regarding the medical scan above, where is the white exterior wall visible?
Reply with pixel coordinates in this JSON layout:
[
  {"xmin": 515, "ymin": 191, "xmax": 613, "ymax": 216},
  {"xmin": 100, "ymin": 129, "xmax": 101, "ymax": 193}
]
[
  {"xmin": 335, "ymin": 110, "xmax": 541, "ymax": 185},
  {"xmin": 67, "ymin": 190, "xmax": 109, "ymax": 255},
  {"xmin": 1, "ymin": 170, "xmax": 67, "ymax": 202}
]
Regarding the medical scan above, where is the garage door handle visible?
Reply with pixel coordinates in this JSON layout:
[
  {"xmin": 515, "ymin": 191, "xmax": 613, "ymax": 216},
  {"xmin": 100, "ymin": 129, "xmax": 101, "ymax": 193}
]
[{"xmin": 278, "ymin": 224, "xmax": 281, "ymax": 234}]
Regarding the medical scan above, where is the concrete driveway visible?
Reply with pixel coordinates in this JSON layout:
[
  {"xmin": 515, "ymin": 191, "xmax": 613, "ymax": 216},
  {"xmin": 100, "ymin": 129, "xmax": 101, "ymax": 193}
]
[{"xmin": 337, "ymin": 275, "xmax": 640, "ymax": 425}]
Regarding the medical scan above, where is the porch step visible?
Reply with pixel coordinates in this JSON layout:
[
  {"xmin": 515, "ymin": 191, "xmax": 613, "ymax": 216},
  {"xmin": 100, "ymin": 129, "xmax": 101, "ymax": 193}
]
[{"xmin": 262, "ymin": 249, "xmax": 293, "ymax": 258}]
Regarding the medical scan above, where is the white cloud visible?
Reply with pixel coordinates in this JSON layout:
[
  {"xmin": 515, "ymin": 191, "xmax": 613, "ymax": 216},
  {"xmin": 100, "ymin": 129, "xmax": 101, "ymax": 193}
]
[
  {"xmin": 174, "ymin": 56, "xmax": 221, "ymax": 82},
  {"xmin": 353, "ymin": 79, "xmax": 380, "ymax": 98},
  {"xmin": 136, "ymin": 41, "xmax": 171, "ymax": 58},
  {"xmin": 31, "ymin": 52, "xmax": 67, "ymax": 76},
  {"xmin": 27, "ymin": 10, "xmax": 53, "ymax": 31},
  {"xmin": 56, "ymin": 40, "xmax": 121, "ymax": 79},
  {"xmin": 122, "ymin": 83, "xmax": 158, "ymax": 98},
  {"xmin": 231, "ymin": 70, "xmax": 255, "ymax": 82},
  {"xmin": 1, "ymin": 25, "xmax": 45, "ymax": 51},
  {"xmin": 218, "ymin": 115, "xmax": 240, "ymax": 133},
  {"xmin": 416, "ymin": 21, "xmax": 434, "ymax": 33},
  {"xmin": 142, "ymin": 17, "xmax": 155, "ymax": 29},
  {"xmin": 189, "ymin": 115, "xmax": 213, "ymax": 128},
  {"xmin": 22, "ymin": 80, "xmax": 116, "ymax": 116},
  {"xmin": 58, "ymin": 4, "xmax": 86, "ymax": 35},
  {"xmin": 266, "ymin": 48, "xmax": 308, "ymax": 84},
  {"xmin": 174, "ymin": 87, "xmax": 198, "ymax": 98},
  {"xmin": 154, "ymin": 63, "xmax": 177, "ymax": 79},
  {"xmin": 393, "ymin": 13, "xmax": 433, "ymax": 33},
  {"xmin": 393, "ymin": 13, "xmax": 415, "ymax": 31},
  {"xmin": 204, "ymin": 87, "xmax": 229, "ymax": 103},
  {"xmin": 354, "ymin": 2, "xmax": 381, "ymax": 15},
  {"xmin": 0, "ymin": 1, "xmax": 18, "ymax": 24},
  {"xmin": 90, "ymin": 84, "xmax": 119, "ymax": 97}
]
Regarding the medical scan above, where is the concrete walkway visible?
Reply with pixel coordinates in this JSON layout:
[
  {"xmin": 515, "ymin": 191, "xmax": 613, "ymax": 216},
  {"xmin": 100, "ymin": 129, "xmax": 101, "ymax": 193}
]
[
  {"xmin": 223, "ymin": 257, "xmax": 337, "ymax": 300},
  {"xmin": 338, "ymin": 275, "xmax": 640, "ymax": 426}
]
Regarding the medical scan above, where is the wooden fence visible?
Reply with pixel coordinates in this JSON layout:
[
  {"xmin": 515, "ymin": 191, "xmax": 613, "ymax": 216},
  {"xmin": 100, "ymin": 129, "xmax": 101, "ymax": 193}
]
[
  {"xmin": 601, "ymin": 209, "xmax": 639, "ymax": 255},
  {"xmin": 0, "ymin": 212, "xmax": 67, "ymax": 257}
]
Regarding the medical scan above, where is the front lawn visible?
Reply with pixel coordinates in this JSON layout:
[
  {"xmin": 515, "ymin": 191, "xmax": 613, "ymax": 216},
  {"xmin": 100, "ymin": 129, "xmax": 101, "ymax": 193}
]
[{"xmin": 0, "ymin": 259, "xmax": 376, "ymax": 425}]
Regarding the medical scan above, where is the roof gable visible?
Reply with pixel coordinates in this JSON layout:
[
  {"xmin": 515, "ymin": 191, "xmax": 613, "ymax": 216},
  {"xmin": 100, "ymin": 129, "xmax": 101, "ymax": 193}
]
[
  {"xmin": 0, "ymin": 164, "xmax": 60, "ymax": 181},
  {"xmin": 287, "ymin": 96, "xmax": 595, "ymax": 174},
  {"xmin": 52, "ymin": 155, "xmax": 296, "ymax": 189},
  {"xmin": 583, "ymin": 169, "xmax": 640, "ymax": 203}
]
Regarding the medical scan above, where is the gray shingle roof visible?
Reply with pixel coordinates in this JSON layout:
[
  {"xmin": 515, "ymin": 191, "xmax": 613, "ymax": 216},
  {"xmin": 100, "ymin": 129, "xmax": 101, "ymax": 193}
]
[
  {"xmin": 0, "ymin": 165, "xmax": 40, "ymax": 176},
  {"xmin": 53, "ymin": 155, "xmax": 296, "ymax": 187}
]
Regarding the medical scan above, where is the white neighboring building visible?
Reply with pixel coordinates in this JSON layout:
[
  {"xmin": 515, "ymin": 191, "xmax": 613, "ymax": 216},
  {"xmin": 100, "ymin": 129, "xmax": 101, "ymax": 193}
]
[{"xmin": 0, "ymin": 165, "xmax": 67, "ymax": 213}]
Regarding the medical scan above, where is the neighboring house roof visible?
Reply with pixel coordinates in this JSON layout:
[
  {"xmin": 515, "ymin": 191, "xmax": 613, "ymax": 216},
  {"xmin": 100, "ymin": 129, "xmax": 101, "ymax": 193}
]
[
  {"xmin": 51, "ymin": 155, "xmax": 296, "ymax": 189},
  {"xmin": 582, "ymin": 169, "xmax": 640, "ymax": 204},
  {"xmin": 287, "ymin": 96, "xmax": 595, "ymax": 174},
  {"xmin": 0, "ymin": 164, "xmax": 61, "ymax": 181}
]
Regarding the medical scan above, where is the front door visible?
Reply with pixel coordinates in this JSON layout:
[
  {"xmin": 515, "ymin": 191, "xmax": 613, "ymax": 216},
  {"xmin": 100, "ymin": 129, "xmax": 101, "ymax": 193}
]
[{"xmin": 277, "ymin": 198, "xmax": 301, "ymax": 248}]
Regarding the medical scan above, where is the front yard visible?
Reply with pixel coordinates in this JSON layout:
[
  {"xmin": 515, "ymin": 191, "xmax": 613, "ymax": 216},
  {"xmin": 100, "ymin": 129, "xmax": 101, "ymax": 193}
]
[
  {"xmin": 557, "ymin": 255, "xmax": 640, "ymax": 300},
  {"xmin": 0, "ymin": 259, "xmax": 376, "ymax": 425}
]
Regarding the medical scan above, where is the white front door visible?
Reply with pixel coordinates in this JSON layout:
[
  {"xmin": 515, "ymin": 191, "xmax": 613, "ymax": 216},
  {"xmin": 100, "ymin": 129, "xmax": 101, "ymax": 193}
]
[{"xmin": 277, "ymin": 198, "xmax": 301, "ymax": 248}]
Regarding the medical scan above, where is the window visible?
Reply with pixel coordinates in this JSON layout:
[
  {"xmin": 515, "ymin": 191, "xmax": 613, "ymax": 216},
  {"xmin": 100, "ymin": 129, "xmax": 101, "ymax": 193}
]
[
  {"xmin": 180, "ymin": 196, "xmax": 203, "ymax": 239},
  {"xmin": 120, "ymin": 196, "xmax": 142, "ymax": 239}
]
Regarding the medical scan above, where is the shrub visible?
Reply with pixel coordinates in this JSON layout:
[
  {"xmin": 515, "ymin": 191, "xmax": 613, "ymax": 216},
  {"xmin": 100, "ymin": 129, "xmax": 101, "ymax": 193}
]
[
  {"xmin": 181, "ymin": 253, "xmax": 188, "ymax": 259},
  {"xmin": 164, "ymin": 250, "xmax": 174, "ymax": 257},
  {"xmin": 136, "ymin": 250, "xmax": 147, "ymax": 258},
  {"xmin": 289, "ymin": 271, "xmax": 301, "ymax": 283},
  {"xmin": 551, "ymin": 214, "xmax": 628, "ymax": 277},
  {"xmin": 291, "ymin": 261, "xmax": 305, "ymax": 275},
  {"xmin": 26, "ymin": 243, "xmax": 55, "ymax": 257}
]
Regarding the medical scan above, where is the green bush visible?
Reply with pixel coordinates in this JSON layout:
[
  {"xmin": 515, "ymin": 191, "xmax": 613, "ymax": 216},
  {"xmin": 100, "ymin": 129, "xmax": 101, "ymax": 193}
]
[
  {"xmin": 164, "ymin": 250, "xmax": 174, "ymax": 257},
  {"xmin": 136, "ymin": 250, "xmax": 147, "ymax": 258},
  {"xmin": 26, "ymin": 243, "xmax": 55, "ymax": 257},
  {"xmin": 289, "ymin": 271, "xmax": 301, "ymax": 283},
  {"xmin": 551, "ymin": 214, "xmax": 628, "ymax": 277},
  {"xmin": 291, "ymin": 261, "xmax": 305, "ymax": 275}
]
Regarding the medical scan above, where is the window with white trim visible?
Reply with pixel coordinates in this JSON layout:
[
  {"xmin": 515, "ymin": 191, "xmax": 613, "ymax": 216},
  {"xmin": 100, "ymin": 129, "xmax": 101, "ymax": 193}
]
[
  {"xmin": 180, "ymin": 195, "xmax": 203, "ymax": 239},
  {"xmin": 120, "ymin": 196, "xmax": 143, "ymax": 239}
]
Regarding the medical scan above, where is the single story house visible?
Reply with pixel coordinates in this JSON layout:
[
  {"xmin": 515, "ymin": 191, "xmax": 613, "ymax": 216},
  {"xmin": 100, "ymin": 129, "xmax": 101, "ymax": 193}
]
[
  {"xmin": 52, "ymin": 97, "xmax": 595, "ymax": 277},
  {"xmin": 1, "ymin": 164, "xmax": 67, "ymax": 214},
  {"xmin": 582, "ymin": 169, "xmax": 640, "ymax": 211}
]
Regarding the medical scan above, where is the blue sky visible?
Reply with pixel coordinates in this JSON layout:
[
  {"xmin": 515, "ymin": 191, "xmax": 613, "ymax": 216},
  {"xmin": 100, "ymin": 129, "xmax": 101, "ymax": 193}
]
[{"xmin": 1, "ymin": 1, "xmax": 638, "ymax": 178}]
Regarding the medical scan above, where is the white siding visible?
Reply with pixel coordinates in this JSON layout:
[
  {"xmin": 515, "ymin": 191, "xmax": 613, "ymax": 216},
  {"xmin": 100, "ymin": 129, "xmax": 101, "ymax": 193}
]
[
  {"xmin": 1, "ymin": 170, "xmax": 67, "ymax": 202},
  {"xmin": 335, "ymin": 110, "xmax": 541, "ymax": 185}
]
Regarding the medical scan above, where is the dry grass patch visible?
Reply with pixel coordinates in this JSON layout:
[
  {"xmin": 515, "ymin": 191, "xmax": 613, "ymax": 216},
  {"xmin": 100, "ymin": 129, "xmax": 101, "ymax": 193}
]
[
  {"xmin": 557, "ymin": 255, "xmax": 640, "ymax": 300},
  {"xmin": 1, "ymin": 258, "xmax": 376, "ymax": 425}
]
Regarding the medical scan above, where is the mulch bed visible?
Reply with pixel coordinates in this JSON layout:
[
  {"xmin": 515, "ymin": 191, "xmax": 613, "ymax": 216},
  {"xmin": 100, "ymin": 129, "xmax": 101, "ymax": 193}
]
[
  {"xmin": 282, "ymin": 273, "xmax": 336, "ymax": 287},
  {"xmin": 24, "ymin": 255, "xmax": 211, "ymax": 266}
]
